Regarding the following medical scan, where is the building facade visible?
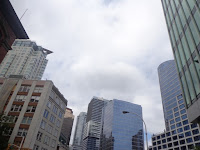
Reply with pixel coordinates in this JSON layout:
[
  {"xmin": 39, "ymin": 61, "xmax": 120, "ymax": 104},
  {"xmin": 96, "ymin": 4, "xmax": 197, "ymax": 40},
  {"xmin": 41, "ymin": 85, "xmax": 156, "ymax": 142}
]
[
  {"xmin": 99, "ymin": 99, "xmax": 144, "ymax": 150},
  {"xmin": 0, "ymin": 77, "xmax": 67, "ymax": 150},
  {"xmin": 82, "ymin": 97, "xmax": 108, "ymax": 150},
  {"xmin": 72, "ymin": 112, "xmax": 87, "ymax": 150},
  {"xmin": 0, "ymin": 39, "xmax": 52, "ymax": 80},
  {"xmin": 0, "ymin": 0, "xmax": 28, "ymax": 63},
  {"xmin": 161, "ymin": 0, "xmax": 200, "ymax": 123},
  {"xmin": 59, "ymin": 108, "xmax": 74, "ymax": 148},
  {"xmin": 150, "ymin": 60, "xmax": 200, "ymax": 150}
]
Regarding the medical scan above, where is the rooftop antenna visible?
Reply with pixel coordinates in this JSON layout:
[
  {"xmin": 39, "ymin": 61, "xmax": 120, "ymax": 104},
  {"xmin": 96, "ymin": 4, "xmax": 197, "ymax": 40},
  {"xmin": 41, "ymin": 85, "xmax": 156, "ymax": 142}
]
[{"xmin": 20, "ymin": 9, "xmax": 28, "ymax": 20}]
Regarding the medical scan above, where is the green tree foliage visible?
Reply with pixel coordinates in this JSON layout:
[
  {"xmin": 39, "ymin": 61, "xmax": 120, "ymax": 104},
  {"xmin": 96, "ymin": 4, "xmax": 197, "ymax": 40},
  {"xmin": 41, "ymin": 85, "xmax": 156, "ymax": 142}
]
[{"xmin": 0, "ymin": 114, "xmax": 12, "ymax": 150}]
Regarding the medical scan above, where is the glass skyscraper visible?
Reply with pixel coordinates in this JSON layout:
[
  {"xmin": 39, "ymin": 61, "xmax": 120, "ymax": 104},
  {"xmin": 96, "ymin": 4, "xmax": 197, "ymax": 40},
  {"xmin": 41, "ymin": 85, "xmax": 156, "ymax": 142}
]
[
  {"xmin": 82, "ymin": 97, "xmax": 108, "ymax": 150},
  {"xmin": 150, "ymin": 60, "xmax": 200, "ymax": 150},
  {"xmin": 161, "ymin": 0, "xmax": 200, "ymax": 123},
  {"xmin": 100, "ymin": 99, "xmax": 144, "ymax": 150},
  {"xmin": 72, "ymin": 112, "xmax": 87, "ymax": 150}
]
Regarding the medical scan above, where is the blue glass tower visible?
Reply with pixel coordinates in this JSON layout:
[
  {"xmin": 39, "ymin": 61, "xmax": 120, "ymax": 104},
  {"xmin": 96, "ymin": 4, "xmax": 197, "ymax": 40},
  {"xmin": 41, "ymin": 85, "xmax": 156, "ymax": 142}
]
[
  {"xmin": 150, "ymin": 60, "xmax": 200, "ymax": 150},
  {"xmin": 100, "ymin": 99, "xmax": 144, "ymax": 150}
]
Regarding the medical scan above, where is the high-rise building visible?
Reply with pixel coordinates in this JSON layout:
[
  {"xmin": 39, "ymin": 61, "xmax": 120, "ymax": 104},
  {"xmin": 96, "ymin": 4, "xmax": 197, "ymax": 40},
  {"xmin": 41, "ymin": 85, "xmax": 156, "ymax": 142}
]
[
  {"xmin": 161, "ymin": 0, "xmax": 200, "ymax": 123},
  {"xmin": 0, "ymin": 77, "xmax": 67, "ymax": 150},
  {"xmin": 59, "ymin": 108, "xmax": 74, "ymax": 148},
  {"xmin": 99, "ymin": 99, "xmax": 144, "ymax": 150},
  {"xmin": 82, "ymin": 97, "xmax": 108, "ymax": 150},
  {"xmin": 149, "ymin": 60, "xmax": 200, "ymax": 150},
  {"xmin": 0, "ymin": 0, "xmax": 29, "ymax": 63},
  {"xmin": 0, "ymin": 39, "xmax": 52, "ymax": 80},
  {"xmin": 72, "ymin": 112, "xmax": 87, "ymax": 150}
]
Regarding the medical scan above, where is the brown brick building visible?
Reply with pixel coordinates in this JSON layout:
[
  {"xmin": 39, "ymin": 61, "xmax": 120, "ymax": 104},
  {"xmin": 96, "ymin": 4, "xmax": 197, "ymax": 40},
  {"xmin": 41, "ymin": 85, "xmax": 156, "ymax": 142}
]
[{"xmin": 0, "ymin": 0, "xmax": 28, "ymax": 63}]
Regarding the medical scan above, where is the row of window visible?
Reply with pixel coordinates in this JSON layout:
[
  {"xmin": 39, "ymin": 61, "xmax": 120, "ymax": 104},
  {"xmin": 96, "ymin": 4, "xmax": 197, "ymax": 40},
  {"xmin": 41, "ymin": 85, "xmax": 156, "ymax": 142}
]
[
  {"xmin": 15, "ymin": 95, "xmax": 40, "ymax": 102},
  {"xmin": 10, "ymin": 105, "xmax": 36, "ymax": 113},
  {"xmin": 40, "ymin": 120, "xmax": 59, "ymax": 137},
  {"xmin": 35, "ymin": 132, "xmax": 56, "ymax": 148},
  {"xmin": 18, "ymin": 85, "xmax": 43, "ymax": 93},
  {"xmin": 46, "ymin": 101, "xmax": 63, "ymax": 119}
]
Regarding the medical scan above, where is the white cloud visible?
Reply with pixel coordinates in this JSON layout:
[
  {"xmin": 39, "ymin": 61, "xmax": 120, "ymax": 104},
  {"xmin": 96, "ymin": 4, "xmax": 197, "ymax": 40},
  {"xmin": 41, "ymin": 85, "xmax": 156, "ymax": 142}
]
[{"xmin": 11, "ymin": 0, "xmax": 173, "ymax": 144}]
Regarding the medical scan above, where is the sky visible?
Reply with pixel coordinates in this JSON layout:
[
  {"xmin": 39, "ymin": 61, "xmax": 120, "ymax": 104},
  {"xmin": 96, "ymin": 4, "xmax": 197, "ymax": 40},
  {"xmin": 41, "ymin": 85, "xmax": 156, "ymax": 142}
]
[{"xmin": 11, "ymin": 0, "xmax": 174, "ymax": 145}]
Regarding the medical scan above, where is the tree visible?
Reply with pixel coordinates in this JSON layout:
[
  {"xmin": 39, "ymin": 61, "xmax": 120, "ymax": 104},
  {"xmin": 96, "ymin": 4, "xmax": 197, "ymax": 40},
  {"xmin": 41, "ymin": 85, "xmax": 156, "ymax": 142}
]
[
  {"xmin": 194, "ymin": 146, "xmax": 200, "ymax": 150},
  {"xmin": 0, "ymin": 114, "xmax": 12, "ymax": 150}
]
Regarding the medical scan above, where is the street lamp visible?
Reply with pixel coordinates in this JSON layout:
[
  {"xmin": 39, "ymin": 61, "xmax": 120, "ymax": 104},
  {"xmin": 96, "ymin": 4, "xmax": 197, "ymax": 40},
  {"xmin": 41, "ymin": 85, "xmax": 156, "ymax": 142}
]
[{"xmin": 122, "ymin": 111, "xmax": 148, "ymax": 150}]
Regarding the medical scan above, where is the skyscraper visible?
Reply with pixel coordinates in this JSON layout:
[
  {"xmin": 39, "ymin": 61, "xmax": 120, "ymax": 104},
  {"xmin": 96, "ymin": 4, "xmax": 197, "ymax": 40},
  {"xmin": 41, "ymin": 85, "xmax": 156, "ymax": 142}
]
[
  {"xmin": 150, "ymin": 60, "xmax": 200, "ymax": 150},
  {"xmin": 72, "ymin": 112, "xmax": 87, "ymax": 150},
  {"xmin": 161, "ymin": 0, "xmax": 200, "ymax": 123},
  {"xmin": 82, "ymin": 97, "xmax": 108, "ymax": 150},
  {"xmin": 100, "ymin": 99, "xmax": 144, "ymax": 150},
  {"xmin": 0, "ymin": 39, "xmax": 52, "ymax": 80},
  {"xmin": 60, "ymin": 108, "xmax": 74, "ymax": 148}
]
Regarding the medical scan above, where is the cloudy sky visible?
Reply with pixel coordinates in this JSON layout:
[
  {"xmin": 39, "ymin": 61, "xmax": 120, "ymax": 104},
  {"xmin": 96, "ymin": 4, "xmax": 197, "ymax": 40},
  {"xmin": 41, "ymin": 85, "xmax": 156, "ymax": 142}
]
[{"xmin": 11, "ymin": 0, "xmax": 173, "ymax": 145}]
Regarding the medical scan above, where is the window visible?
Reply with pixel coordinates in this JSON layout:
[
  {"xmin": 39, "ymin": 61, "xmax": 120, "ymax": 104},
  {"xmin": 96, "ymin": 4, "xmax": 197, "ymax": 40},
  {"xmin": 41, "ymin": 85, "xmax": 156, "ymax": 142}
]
[
  {"xmin": 186, "ymin": 138, "xmax": 193, "ymax": 143},
  {"xmin": 191, "ymin": 123, "xmax": 197, "ymax": 128},
  {"xmin": 15, "ymin": 95, "xmax": 27, "ymax": 101},
  {"xmin": 171, "ymin": 125, "xmax": 175, "ymax": 130},
  {"xmin": 170, "ymin": 120, "xmax": 175, "ymax": 124},
  {"xmin": 177, "ymin": 128, "xmax": 183, "ymax": 133},
  {"xmin": 33, "ymin": 145, "xmax": 39, "ymax": 150},
  {"xmin": 21, "ymin": 117, "xmax": 32, "ymax": 124},
  {"xmin": 51, "ymin": 139, "xmax": 56, "ymax": 148},
  {"xmin": 172, "ymin": 130, "xmax": 176, "ymax": 135},
  {"xmin": 181, "ymin": 114, "xmax": 187, "ymax": 120},
  {"xmin": 44, "ymin": 135, "xmax": 50, "ymax": 145},
  {"xmin": 36, "ymin": 131, "xmax": 43, "ymax": 141},
  {"xmin": 180, "ymin": 109, "xmax": 186, "ymax": 114},
  {"xmin": 43, "ymin": 109, "xmax": 49, "ymax": 119},
  {"xmin": 33, "ymin": 86, "xmax": 43, "ymax": 93},
  {"xmin": 52, "ymin": 105, "xmax": 58, "ymax": 115},
  {"xmin": 184, "ymin": 125, "xmax": 190, "ymax": 131},
  {"xmin": 40, "ymin": 120, "xmax": 46, "ymax": 129},
  {"xmin": 49, "ymin": 115, "xmax": 56, "ymax": 123},
  {"xmin": 19, "ymin": 85, "xmax": 30, "ymax": 92},
  {"xmin": 192, "ymin": 129, "xmax": 199, "ymax": 135},
  {"xmin": 47, "ymin": 124, "xmax": 53, "ymax": 134},
  {"xmin": 174, "ymin": 107, "xmax": 178, "ymax": 112},
  {"xmin": 56, "ymin": 119, "xmax": 61, "ymax": 128},
  {"xmin": 58, "ymin": 111, "xmax": 63, "ymax": 119},
  {"xmin": 30, "ymin": 96, "xmax": 40, "ymax": 102},
  {"xmin": 10, "ymin": 105, "xmax": 23, "ymax": 112},
  {"xmin": 183, "ymin": 120, "xmax": 188, "ymax": 125},
  {"xmin": 175, "ymin": 117, "xmax": 180, "ymax": 122},
  {"xmin": 17, "ymin": 128, "xmax": 28, "ymax": 137},
  {"xmin": 185, "ymin": 131, "xmax": 191, "ymax": 137},
  {"xmin": 176, "ymin": 122, "xmax": 182, "ymax": 127},
  {"xmin": 53, "ymin": 129, "xmax": 58, "ymax": 137},
  {"xmin": 7, "ymin": 116, "xmax": 18, "ymax": 123},
  {"xmin": 179, "ymin": 104, "xmax": 185, "ymax": 109},
  {"xmin": 26, "ymin": 106, "xmax": 36, "ymax": 112},
  {"xmin": 179, "ymin": 133, "xmax": 184, "ymax": 139},
  {"xmin": 174, "ymin": 112, "xmax": 179, "ymax": 117},
  {"xmin": 47, "ymin": 100, "xmax": 52, "ymax": 108}
]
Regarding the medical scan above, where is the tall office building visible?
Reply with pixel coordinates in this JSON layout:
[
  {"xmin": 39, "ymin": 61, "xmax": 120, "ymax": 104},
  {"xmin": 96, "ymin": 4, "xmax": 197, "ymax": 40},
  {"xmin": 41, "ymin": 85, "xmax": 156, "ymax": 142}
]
[
  {"xmin": 161, "ymin": 0, "xmax": 200, "ymax": 123},
  {"xmin": 0, "ymin": 0, "xmax": 29, "ymax": 63},
  {"xmin": 0, "ymin": 39, "xmax": 52, "ymax": 80},
  {"xmin": 82, "ymin": 97, "xmax": 108, "ymax": 150},
  {"xmin": 99, "ymin": 99, "xmax": 144, "ymax": 150},
  {"xmin": 150, "ymin": 60, "xmax": 200, "ymax": 150},
  {"xmin": 59, "ymin": 108, "xmax": 74, "ymax": 148},
  {"xmin": 72, "ymin": 112, "xmax": 87, "ymax": 150},
  {"xmin": 0, "ymin": 77, "xmax": 67, "ymax": 150}
]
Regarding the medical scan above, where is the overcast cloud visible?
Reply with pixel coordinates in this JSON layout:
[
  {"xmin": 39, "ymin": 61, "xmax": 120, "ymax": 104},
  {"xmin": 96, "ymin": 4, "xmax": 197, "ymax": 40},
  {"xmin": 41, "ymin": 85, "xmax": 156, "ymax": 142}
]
[{"xmin": 11, "ymin": 0, "xmax": 173, "ymax": 144}]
